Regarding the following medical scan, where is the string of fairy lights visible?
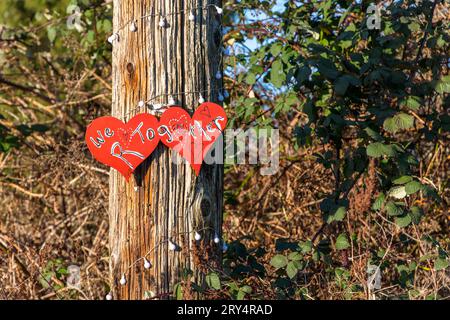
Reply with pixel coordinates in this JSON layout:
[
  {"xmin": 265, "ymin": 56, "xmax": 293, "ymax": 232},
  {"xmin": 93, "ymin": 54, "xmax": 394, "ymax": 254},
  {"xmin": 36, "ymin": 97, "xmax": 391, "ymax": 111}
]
[
  {"xmin": 106, "ymin": 226, "xmax": 227, "ymax": 300},
  {"xmin": 104, "ymin": 3, "xmax": 226, "ymax": 300},
  {"xmin": 107, "ymin": 3, "xmax": 222, "ymax": 42},
  {"xmin": 106, "ymin": 3, "xmax": 227, "ymax": 121},
  {"xmin": 122, "ymin": 87, "xmax": 229, "ymax": 120}
]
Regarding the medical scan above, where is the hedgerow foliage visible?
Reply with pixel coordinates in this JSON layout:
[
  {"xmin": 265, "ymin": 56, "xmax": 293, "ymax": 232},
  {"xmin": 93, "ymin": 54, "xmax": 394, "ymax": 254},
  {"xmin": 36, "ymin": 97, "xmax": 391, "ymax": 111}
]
[
  {"xmin": 216, "ymin": 0, "xmax": 449, "ymax": 300},
  {"xmin": 0, "ymin": 0, "xmax": 448, "ymax": 299}
]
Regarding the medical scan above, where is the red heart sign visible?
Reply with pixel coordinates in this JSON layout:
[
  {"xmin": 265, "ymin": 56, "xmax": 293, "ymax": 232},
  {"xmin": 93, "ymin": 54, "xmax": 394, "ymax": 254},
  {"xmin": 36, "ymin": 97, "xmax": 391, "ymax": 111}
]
[
  {"xmin": 85, "ymin": 114, "xmax": 160, "ymax": 180},
  {"xmin": 159, "ymin": 102, "xmax": 227, "ymax": 175}
]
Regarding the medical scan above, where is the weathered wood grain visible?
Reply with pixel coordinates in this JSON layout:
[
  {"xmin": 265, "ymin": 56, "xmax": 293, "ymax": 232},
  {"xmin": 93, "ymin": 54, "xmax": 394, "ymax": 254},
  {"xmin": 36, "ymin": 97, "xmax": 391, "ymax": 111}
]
[{"xmin": 110, "ymin": 0, "xmax": 223, "ymax": 300}]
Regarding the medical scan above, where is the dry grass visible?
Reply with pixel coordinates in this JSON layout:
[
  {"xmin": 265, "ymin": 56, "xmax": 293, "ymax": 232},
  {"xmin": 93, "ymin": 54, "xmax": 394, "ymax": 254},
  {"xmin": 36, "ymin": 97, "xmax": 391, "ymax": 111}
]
[
  {"xmin": 0, "ymin": 116, "xmax": 447, "ymax": 299},
  {"xmin": 0, "ymin": 139, "xmax": 110, "ymax": 299}
]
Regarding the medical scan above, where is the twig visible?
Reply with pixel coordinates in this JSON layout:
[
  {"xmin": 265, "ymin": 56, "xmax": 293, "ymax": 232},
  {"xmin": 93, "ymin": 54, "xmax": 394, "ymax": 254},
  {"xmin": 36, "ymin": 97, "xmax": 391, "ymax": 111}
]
[{"xmin": 0, "ymin": 181, "xmax": 44, "ymax": 198}]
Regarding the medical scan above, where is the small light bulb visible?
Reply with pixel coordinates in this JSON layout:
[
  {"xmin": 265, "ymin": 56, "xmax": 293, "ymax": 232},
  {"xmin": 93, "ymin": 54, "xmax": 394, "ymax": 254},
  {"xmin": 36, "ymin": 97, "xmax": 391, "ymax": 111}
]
[
  {"xmin": 119, "ymin": 274, "xmax": 126, "ymax": 286},
  {"xmin": 168, "ymin": 96, "xmax": 176, "ymax": 105},
  {"xmin": 138, "ymin": 100, "xmax": 145, "ymax": 108},
  {"xmin": 214, "ymin": 5, "xmax": 223, "ymax": 14},
  {"xmin": 215, "ymin": 71, "xmax": 222, "ymax": 79},
  {"xmin": 214, "ymin": 233, "xmax": 220, "ymax": 244},
  {"xmin": 129, "ymin": 21, "xmax": 137, "ymax": 32},
  {"xmin": 108, "ymin": 33, "xmax": 118, "ymax": 44},
  {"xmin": 188, "ymin": 11, "xmax": 195, "ymax": 21},
  {"xmin": 198, "ymin": 94, "xmax": 205, "ymax": 104},
  {"xmin": 144, "ymin": 258, "xmax": 152, "ymax": 269},
  {"xmin": 223, "ymin": 90, "xmax": 229, "ymax": 98},
  {"xmin": 194, "ymin": 231, "xmax": 202, "ymax": 241},
  {"xmin": 218, "ymin": 93, "xmax": 224, "ymax": 102},
  {"xmin": 106, "ymin": 292, "xmax": 113, "ymax": 300},
  {"xmin": 159, "ymin": 17, "xmax": 166, "ymax": 28},
  {"xmin": 168, "ymin": 240, "xmax": 177, "ymax": 251},
  {"xmin": 222, "ymin": 242, "xmax": 228, "ymax": 252}
]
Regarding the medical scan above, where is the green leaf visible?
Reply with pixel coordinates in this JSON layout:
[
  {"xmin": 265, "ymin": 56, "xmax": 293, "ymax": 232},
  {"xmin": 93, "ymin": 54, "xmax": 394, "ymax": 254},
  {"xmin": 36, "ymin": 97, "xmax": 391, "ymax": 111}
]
[
  {"xmin": 245, "ymin": 72, "xmax": 257, "ymax": 85},
  {"xmin": 296, "ymin": 65, "xmax": 311, "ymax": 84},
  {"xmin": 419, "ymin": 254, "xmax": 433, "ymax": 262},
  {"xmin": 335, "ymin": 206, "xmax": 347, "ymax": 221},
  {"xmin": 366, "ymin": 143, "xmax": 384, "ymax": 157},
  {"xmin": 325, "ymin": 206, "xmax": 347, "ymax": 223},
  {"xmin": 101, "ymin": 19, "xmax": 112, "ymax": 33},
  {"xmin": 236, "ymin": 285, "xmax": 252, "ymax": 300},
  {"xmin": 288, "ymin": 252, "xmax": 303, "ymax": 261},
  {"xmin": 366, "ymin": 142, "xmax": 397, "ymax": 158},
  {"xmin": 396, "ymin": 113, "xmax": 415, "ymax": 130},
  {"xmin": 271, "ymin": 60, "xmax": 285, "ymax": 88},
  {"xmin": 316, "ymin": 58, "xmax": 339, "ymax": 80},
  {"xmin": 364, "ymin": 127, "xmax": 383, "ymax": 141},
  {"xmin": 236, "ymin": 286, "xmax": 252, "ymax": 300},
  {"xmin": 85, "ymin": 30, "xmax": 95, "ymax": 44},
  {"xmin": 47, "ymin": 27, "xmax": 57, "ymax": 43},
  {"xmin": 205, "ymin": 272, "xmax": 221, "ymax": 290},
  {"xmin": 421, "ymin": 185, "xmax": 440, "ymax": 200},
  {"xmin": 383, "ymin": 117, "xmax": 397, "ymax": 133},
  {"xmin": 434, "ymin": 258, "xmax": 449, "ymax": 271},
  {"xmin": 270, "ymin": 254, "xmax": 288, "ymax": 269},
  {"xmin": 236, "ymin": 290, "xmax": 246, "ymax": 300},
  {"xmin": 299, "ymin": 241, "xmax": 313, "ymax": 254},
  {"xmin": 292, "ymin": 260, "xmax": 304, "ymax": 270},
  {"xmin": 335, "ymin": 233, "xmax": 350, "ymax": 250},
  {"xmin": 385, "ymin": 201, "xmax": 404, "ymax": 216},
  {"xmin": 240, "ymin": 285, "xmax": 252, "ymax": 294},
  {"xmin": 400, "ymin": 96, "xmax": 421, "ymax": 110},
  {"xmin": 334, "ymin": 76, "xmax": 349, "ymax": 95},
  {"xmin": 286, "ymin": 261, "xmax": 298, "ymax": 279},
  {"xmin": 275, "ymin": 239, "xmax": 298, "ymax": 252},
  {"xmin": 383, "ymin": 113, "xmax": 415, "ymax": 133},
  {"xmin": 383, "ymin": 144, "xmax": 400, "ymax": 157},
  {"xmin": 372, "ymin": 192, "xmax": 385, "ymax": 211},
  {"xmin": 409, "ymin": 206, "xmax": 423, "ymax": 224},
  {"xmin": 174, "ymin": 283, "xmax": 183, "ymax": 300},
  {"xmin": 393, "ymin": 176, "xmax": 413, "ymax": 185},
  {"xmin": 270, "ymin": 43, "xmax": 283, "ymax": 56},
  {"xmin": 395, "ymin": 214, "xmax": 412, "ymax": 228},
  {"xmin": 405, "ymin": 181, "xmax": 421, "ymax": 195},
  {"xmin": 388, "ymin": 186, "xmax": 407, "ymax": 199},
  {"xmin": 435, "ymin": 75, "xmax": 450, "ymax": 94},
  {"xmin": 408, "ymin": 21, "xmax": 420, "ymax": 32}
]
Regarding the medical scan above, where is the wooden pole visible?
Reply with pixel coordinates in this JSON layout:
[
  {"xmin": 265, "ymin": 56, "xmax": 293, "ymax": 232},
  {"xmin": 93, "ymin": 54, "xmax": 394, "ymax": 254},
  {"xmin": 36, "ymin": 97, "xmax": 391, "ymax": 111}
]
[{"xmin": 110, "ymin": 0, "xmax": 223, "ymax": 299}]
